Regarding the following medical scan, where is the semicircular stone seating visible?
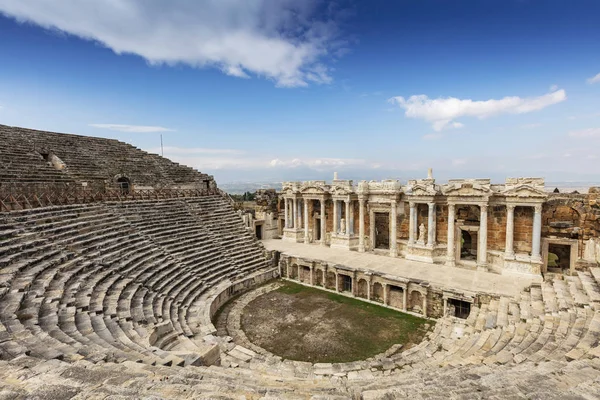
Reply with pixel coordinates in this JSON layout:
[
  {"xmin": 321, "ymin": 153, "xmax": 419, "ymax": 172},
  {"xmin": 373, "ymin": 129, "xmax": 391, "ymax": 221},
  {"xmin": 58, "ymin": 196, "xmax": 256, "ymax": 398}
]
[{"xmin": 1, "ymin": 196, "xmax": 600, "ymax": 399}]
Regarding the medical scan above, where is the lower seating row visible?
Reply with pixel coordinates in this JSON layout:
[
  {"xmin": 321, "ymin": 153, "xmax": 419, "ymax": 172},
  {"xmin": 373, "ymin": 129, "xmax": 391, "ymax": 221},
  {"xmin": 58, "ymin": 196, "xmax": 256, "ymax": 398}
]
[{"xmin": 0, "ymin": 196, "xmax": 272, "ymax": 368}]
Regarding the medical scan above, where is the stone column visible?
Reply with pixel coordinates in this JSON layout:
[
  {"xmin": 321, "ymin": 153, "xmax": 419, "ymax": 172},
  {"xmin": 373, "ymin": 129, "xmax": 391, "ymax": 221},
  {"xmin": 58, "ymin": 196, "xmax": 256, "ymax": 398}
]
[
  {"xmin": 446, "ymin": 203, "xmax": 456, "ymax": 266},
  {"xmin": 358, "ymin": 198, "xmax": 366, "ymax": 252},
  {"xmin": 443, "ymin": 297, "xmax": 448, "ymax": 317},
  {"xmin": 422, "ymin": 292, "xmax": 428, "ymax": 318},
  {"xmin": 284, "ymin": 198, "xmax": 289, "ymax": 228},
  {"xmin": 427, "ymin": 202, "xmax": 436, "ymax": 247},
  {"xmin": 390, "ymin": 200, "xmax": 398, "ymax": 257},
  {"xmin": 367, "ymin": 278, "xmax": 371, "ymax": 300},
  {"xmin": 408, "ymin": 202, "xmax": 416, "ymax": 245},
  {"xmin": 383, "ymin": 283, "xmax": 388, "ymax": 305},
  {"xmin": 309, "ymin": 265, "xmax": 314, "ymax": 285},
  {"xmin": 304, "ymin": 200, "xmax": 309, "ymax": 242},
  {"xmin": 292, "ymin": 198, "xmax": 298, "ymax": 229},
  {"xmin": 335, "ymin": 272, "xmax": 339, "ymax": 292},
  {"xmin": 345, "ymin": 199, "xmax": 351, "ymax": 237},
  {"xmin": 333, "ymin": 200, "xmax": 338, "ymax": 234},
  {"xmin": 298, "ymin": 199, "xmax": 302, "ymax": 229},
  {"xmin": 505, "ymin": 204, "xmax": 515, "ymax": 259},
  {"xmin": 532, "ymin": 204, "xmax": 542, "ymax": 262},
  {"xmin": 402, "ymin": 288, "xmax": 407, "ymax": 312},
  {"xmin": 320, "ymin": 198, "xmax": 327, "ymax": 246},
  {"xmin": 478, "ymin": 204, "xmax": 488, "ymax": 267},
  {"xmin": 349, "ymin": 200, "xmax": 355, "ymax": 235},
  {"xmin": 369, "ymin": 210, "xmax": 375, "ymax": 249}
]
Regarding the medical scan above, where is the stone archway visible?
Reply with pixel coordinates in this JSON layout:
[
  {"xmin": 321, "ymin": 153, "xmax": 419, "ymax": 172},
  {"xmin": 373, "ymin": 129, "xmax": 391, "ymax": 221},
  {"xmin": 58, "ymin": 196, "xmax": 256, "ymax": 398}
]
[
  {"xmin": 357, "ymin": 279, "xmax": 369, "ymax": 299},
  {"xmin": 117, "ymin": 176, "xmax": 131, "ymax": 194},
  {"xmin": 372, "ymin": 282, "xmax": 384, "ymax": 303},
  {"xmin": 409, "ymin": 290, "xmax": 423, "ymax": 314},
  {"xmin": 325, "ymin": 271, "xmax": 336, "ymax": 290},
  {"xmin": 388, "ymin": 286, "xmax": 404, "ymax": 309}
]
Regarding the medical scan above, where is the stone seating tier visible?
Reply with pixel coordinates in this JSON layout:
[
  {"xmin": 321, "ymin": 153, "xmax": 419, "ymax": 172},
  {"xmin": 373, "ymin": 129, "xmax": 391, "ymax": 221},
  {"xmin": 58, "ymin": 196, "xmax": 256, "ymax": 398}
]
[
  {"xmin": 0, "ymin": 124, "xmax": 212, "ymax": 190},
  {"xmin": 0, "ymin": 196, "xmax": 271, "ymax": 370}
]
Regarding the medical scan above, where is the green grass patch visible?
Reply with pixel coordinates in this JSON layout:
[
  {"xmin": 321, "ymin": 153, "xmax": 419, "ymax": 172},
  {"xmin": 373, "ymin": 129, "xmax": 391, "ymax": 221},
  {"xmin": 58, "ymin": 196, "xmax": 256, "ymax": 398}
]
[{"xmin": 243, "ymin": 280, "xmax": 432, "ymax": 363}]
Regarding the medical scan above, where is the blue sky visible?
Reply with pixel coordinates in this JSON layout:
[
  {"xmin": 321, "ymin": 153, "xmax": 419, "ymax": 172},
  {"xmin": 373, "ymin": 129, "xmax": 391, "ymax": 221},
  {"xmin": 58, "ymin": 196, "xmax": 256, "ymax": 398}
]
[{"xmin": 0, "ymin": 0, "xmax": 599, "ymax": 184}]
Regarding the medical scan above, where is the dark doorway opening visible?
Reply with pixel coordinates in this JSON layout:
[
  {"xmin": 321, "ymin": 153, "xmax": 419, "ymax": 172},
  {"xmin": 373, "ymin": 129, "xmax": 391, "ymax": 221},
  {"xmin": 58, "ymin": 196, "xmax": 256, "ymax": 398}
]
[
  {"xmin": 255, "ymin": 224, "xmax": 263, "ymax": 240},
  {"xmin": 448, "ymin": 299, "xmax": 471, "ymax": 319},
  {"xmin": 341, "ymin": 275, "xmax": 352, "ymax": 292},
  {"xmin": 375, "ymin": 212, "xmax": 390, "ymax": 249},
  {"xmin": 461, "ymin": 230, "xmax": 476, "ymax": 260},
  {"xmin": 548, "ymin": 244, "xmax": 571, "ymax": 271},
  {"xmin": 315, "ymin": 219, "xmax": 321, "ymax": 241},
  {"xmin": 117, "ymin": 177, "xmax": 131, "ymax": 194}
]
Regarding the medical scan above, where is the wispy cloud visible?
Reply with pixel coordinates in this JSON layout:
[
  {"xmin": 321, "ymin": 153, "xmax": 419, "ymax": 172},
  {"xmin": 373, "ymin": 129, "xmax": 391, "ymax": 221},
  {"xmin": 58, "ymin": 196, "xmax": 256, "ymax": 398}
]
[
  {"xmin": 90, "ymin": 124, "xmax": 174, "ymax": 133},
  {"xmin": 422, "ymin": 133, "xmax": 443, "ymax": 140},
  {"xmin": 389, "ymin": 88, "xmax": 566, "ymax": 131},
  {"xmin": 520, "ymin": 123, "xmax": 542, "ymax": 129},
  {"xmin": 269, "ymin": 157, "xmax": 367, "ymax": 169},
  {"xmin": 587, "ymin": 72, "xmax": 600, "ymax": 84},
  {"xmin": 149, "ymin": 146, "xmax": 244, "ymax": 155},
  {"xmin": 568, "ymin": 128, "xmax": 600, "ymax": 138},
  {"xmin": 0, "ymin": 1, "xmax": 347, "ymax": 87}
]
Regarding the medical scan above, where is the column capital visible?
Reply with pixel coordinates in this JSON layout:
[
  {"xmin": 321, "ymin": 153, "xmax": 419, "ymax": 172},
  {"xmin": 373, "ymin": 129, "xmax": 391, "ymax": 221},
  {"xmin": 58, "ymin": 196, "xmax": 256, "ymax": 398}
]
[
  {"xmin": 480, "ymin": 203, "xmax": 489, "ymax": 211},
  {"xmin": 391, "ymin": 199, "xmax": 397, "ymax": 207},
  {"xmin": 428, "ymin": 201, "xmax": 436, "ymax": 207},
  {"xmin": 409, "ymin": 201, "xmax": 416, "ymax": 208},
  {"xmin": 534, "ymin": 204, "xmax": 543, "ymax": 213},
  {"xmin": 506, "ymin": 203, "xmax": 516, "ymax": 211},
  {"xmin": 448, "ymin": 202, "xmax": 455, "ymax": 210}
]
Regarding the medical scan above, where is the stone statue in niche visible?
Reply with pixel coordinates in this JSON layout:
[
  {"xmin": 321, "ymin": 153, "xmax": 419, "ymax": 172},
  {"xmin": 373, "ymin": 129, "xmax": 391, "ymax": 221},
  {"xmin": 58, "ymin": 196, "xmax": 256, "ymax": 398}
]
[
  {"xmin": 339, "ymin": 218, "xmax": 346, "ymax": 235},
  {"xmin": 418, "ymin": 223, "xmax": 426, "ymax": 244}
]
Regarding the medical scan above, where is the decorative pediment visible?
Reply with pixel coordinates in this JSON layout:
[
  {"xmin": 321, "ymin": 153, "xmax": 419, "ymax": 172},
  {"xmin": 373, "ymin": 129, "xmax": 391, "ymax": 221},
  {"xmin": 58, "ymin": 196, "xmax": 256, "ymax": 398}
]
[
  {"xmin": 407, "ymin": 179, "xmax": 438, "ymax": 196},
  {"xmin": 363, "ymin": 180, "xmax": 402, "ymax": 195},
  {"xmin": 503, "ymin": 184, "xmax": 547, "ymax": 198},
  {"xmin": 299, "ymin": 181, "xmax": 330, "ymax": 195},
  {"xmin": 503, "ymin": 177, "xmax": 546, "ymax": 198},
  {"xmin": 442, "ymin": 179, "xmax": 492, "ymax": 197}
]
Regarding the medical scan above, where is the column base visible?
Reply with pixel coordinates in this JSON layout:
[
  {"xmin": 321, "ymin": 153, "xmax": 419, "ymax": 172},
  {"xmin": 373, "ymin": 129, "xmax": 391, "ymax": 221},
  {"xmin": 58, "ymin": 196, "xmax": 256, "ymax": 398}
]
[
  {"xmin": 476, "ymin": 263, "xmax": 488, "ymax": 272},
  {"xmin": 445, "ymin": 258, "xmax": 456, "ymax": 267},
  {"xmin": 504, "ymin": 252, "xmax": 516, "ymax": 260},
  {"xmin": 389, "ymin": 247, "xmax": 397, "ymax": 258},
  {"xmin": 282, "ymin": 228, "xmax": 304, "ymax": 243},
  {"xmin": 358, "ymin": 245, "xmax": 365, "ymax": 253}
]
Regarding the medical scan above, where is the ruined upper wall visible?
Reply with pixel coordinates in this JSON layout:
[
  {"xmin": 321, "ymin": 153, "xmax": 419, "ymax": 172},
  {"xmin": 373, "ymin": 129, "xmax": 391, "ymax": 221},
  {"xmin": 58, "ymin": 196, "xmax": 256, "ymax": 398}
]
[{"xmin": 0, "ymin": 124, "xmax": 215, "ymax": 192}]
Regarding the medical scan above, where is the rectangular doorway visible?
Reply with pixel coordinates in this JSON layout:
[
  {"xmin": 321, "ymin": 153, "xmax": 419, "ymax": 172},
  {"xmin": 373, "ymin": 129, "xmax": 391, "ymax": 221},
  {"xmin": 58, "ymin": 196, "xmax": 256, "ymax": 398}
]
[
  {"xmin": 547, "ymin": 243, "xmax": 571, "ymax": 272},
  {"xmin": 375, "ymin": 212, "xmax": 390, "ymax": 249},
  {"xmin": 255, "ymin": 224, "xmax": 262, "ymax": 240}
]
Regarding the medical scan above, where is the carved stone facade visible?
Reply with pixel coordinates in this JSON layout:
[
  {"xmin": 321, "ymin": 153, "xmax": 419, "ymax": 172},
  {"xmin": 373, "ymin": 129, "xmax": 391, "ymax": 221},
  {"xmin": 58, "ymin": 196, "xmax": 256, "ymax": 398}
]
[{"xmin": 278, "ymin": 174, "xmax": 600, "ymax": 276}]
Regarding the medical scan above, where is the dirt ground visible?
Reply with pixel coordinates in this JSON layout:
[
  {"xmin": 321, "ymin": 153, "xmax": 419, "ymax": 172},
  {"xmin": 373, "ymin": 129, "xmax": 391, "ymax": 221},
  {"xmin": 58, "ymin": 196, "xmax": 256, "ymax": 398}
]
[{"xmin": 241, "ymin": 281, "xmax": 431, "ymax": 363}]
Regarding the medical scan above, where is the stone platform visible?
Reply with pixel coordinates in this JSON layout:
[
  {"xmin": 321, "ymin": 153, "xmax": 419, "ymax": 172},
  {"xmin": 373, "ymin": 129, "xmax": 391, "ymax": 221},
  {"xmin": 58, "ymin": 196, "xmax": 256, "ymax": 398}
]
[{"xmin": 263, "ymin": 239, "xmax": 541, "ymax": 298}]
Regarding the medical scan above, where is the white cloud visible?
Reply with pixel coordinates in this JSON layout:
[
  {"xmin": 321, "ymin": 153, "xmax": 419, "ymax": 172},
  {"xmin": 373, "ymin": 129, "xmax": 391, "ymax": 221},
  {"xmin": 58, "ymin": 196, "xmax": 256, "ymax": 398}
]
[
  {"xmin": 148, "ymin": 146, "xmax": 243, "ymax": 155},
  {"xmin": 568, "ymin": 128, "xmax": 600, "ymax": 138},
  {"xmin": 0, "ymin": 1, "xmax": 344, "ymax": 87},
  {"xmin": 389, "ymin": 88, "xmax": 566, "ymax": 131},
  {"xmin": 520, "ymin": 123, "xmax": 542, "ymax": 129},
  {"xmin": 550, "ymin": 84, "xmax": 558, "ymax": 91},
  {"xmin": 269, "ymin": 157, "xmax": 366, "ymax": 169},
  {"xmin": 90, "ymin": 124, "xmax": 174, "ymax": 133},
  {"xmin": 422, "ymin": 133, "xmax": 443, "ymax": 140},
  {"xmin": 452, "ymin": 159, "xmax": 467, "ymax": 166},
  {"xmin": 587, "ymin": 72, "xmax": 600, "ymax": 84}
]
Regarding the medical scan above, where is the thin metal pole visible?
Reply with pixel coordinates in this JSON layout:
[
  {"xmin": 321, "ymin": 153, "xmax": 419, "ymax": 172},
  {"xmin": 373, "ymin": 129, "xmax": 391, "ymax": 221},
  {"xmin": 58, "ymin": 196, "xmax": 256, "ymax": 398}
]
[{"xmin": 160, "ymin": 134, "xmax": 164, "ymax": 156}]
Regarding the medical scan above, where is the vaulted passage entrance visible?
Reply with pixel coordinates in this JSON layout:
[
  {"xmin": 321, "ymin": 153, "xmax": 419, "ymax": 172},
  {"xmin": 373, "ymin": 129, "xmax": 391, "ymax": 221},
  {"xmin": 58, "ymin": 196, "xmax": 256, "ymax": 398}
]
[{"xmin": 375, "ymin": 212, "xmax": 390, "ymax": 249}]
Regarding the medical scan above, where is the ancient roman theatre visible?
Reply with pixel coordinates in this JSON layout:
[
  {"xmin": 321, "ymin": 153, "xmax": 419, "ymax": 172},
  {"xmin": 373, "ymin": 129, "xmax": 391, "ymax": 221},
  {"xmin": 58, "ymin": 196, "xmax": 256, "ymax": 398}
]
[{"xmin": 1, "ymin": 124, "xmax": 599, "ymax": 399}]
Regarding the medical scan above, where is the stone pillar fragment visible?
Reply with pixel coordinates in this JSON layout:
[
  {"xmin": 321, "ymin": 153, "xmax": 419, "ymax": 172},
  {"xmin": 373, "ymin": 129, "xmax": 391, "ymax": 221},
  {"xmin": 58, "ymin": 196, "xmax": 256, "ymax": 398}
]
[
  {"xmin": 532, "ymin": 204, "xmax": 542, "ymax": 262},
  {"xmin": 505, "ymin": 204, "xmax": 515, "ymax": 259},
  {"xmin": 446, "ymin": 203, "xmax": 456, "ymax": 266},
  {"xmin": 320, "ymin": 198, "xmax": 327, "ymax": 246},
  {"xmin": 358, "ymin": 198, "xmax": 366, "ymax": 252},
  {"xmin": 304, "ymin": 200, "xmax": 309, "ymax": 242},
  {"xmin": 390, "ymin": 200, "xmax": 398, "ymax": 257},
  {"xmin": 478, "ymin": 204, "xmax": 488, "ymax": 268},
  {"xmin": 408, "ymin": 202, "xmax": 416, "ymax": 245},
  {"xmin": 427, "ymin": 202, "xmax": 436, "ymax": 247},
  {"xmin": 333, "ymin": 200, "xmax": 338, "ymax": 234}
]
